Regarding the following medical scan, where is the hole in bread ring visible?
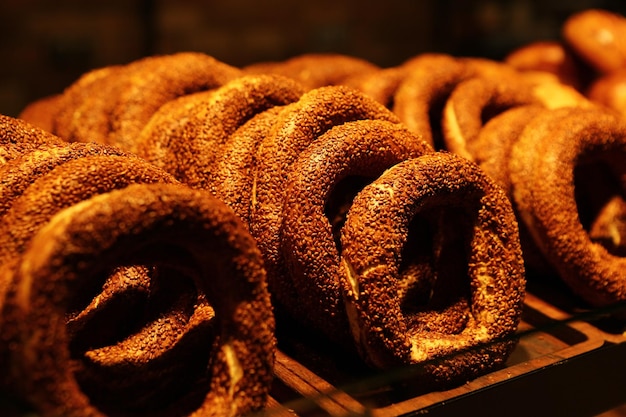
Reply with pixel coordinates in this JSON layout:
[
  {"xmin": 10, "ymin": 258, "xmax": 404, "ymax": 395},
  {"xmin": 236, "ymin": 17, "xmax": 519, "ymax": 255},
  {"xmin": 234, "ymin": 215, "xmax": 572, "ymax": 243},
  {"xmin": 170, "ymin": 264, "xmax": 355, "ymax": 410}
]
[
  {"xmin": 340, "ymin": 152, "xmax": 525, "ymax": 385},
  {"xmin": 7, "ymin": 183, "xmax": 274, "ymax": 416}
]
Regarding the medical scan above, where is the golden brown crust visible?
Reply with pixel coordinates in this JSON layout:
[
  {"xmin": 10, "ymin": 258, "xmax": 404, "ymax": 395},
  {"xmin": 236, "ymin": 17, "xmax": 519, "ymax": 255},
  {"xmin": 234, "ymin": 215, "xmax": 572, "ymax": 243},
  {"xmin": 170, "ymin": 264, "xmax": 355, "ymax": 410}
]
[
  {"xmin": 391, "ymin": 53, "xmax": 465, "ymax": 147},
  {"xmin": 341, "ymin": 65, "xmax": 407, "ymax": 108},
  {"xmin": 342, "ymin": 53, "xmax": 456, "ymax": 108},
  {"xmin": 562, "ymin": 9, "xmax": 626, "ymax": 74},
  {"xmin": 70, "ymin": 266, "xmax": 217, "ymax": 412},
  {"xmin": 528, "ymin": 76, "xmax": 595, "ymax": 109},
  {"xmin": 0, "ymin": 153, "xmax": 179, "ymax": 384},
  {"xmin": 509, "ymin": 106, "xmax": 626, "ymax": 306},
  {"xmin": 587, "ymin": 68, "xmax": 626, "ymax": 118},
  {"xmin": 393, "ymin": 56, "xmax": 525, "ymax": 150},
  {"xmin": 280, "ymin": 120, "xmax": 433, "ymax": 347},
  {"xmin": 440, "ymin": 68, "xmax": 594, "ymax": 160},
  {"xmin": 339, "ymin": 152, "xmax": 525, "ymax": 384},
  {"xmin": 0, "ymin": 148, "xmax": 179, "ymax": 397},
  {"xmin": 51, "ymin": 53, "xmax": 242, "ymax": 148},
  {"xmin": 5, "ymin": 183, "xmax": 274, "ymax": 416},
  {"xmin": 471, "ymin": 104, "xmax": 544, "ymax": 193},
  {"xmin": 210, "ymin": 106, "xmax": 285, "ymax": 226},
  {"xmin": 441, "ymin": 77, "xmax": 540, "ymax": 159},
  {"xmin": 52, "ymin": 65, "xmax": 124, "ymax": 144},
  {"xmin": 109, "ymin": 52, "xmax": 242, "ymax": 151},
  {"xmin": 458, "ymin": 56, "xmax": 524, "ymax": 81},
  {"xmin": 244, "ymin": 53, "xmax": 380, "ymax": 89},
  {"xmin": 0, "ymin": 115, "xmax": 65, "ymax": 166},
  {"xmin": 472, "ymin": 105, "xmax": 557, "ymax": 274},
  {"xmin": 250, "ymin": 85, "xmax": 399, "ymax": 313},
  {"xmin": 135, "ymin": 73, "xmax": 305, "ymax": 189},
  {"xmin": 133, "ymin": 89, "xmax": 216, "ymax": 175},
  {"xmin": 0, "ymin": 154, "xmax": 178, "ymax": 267},
  {"xmin": 0, "ymin": 142, "xmax": 129, "ymax": 219},
  {"xmin": 0, "ymin": 146, "xmax": 260, "ymax": 413}
]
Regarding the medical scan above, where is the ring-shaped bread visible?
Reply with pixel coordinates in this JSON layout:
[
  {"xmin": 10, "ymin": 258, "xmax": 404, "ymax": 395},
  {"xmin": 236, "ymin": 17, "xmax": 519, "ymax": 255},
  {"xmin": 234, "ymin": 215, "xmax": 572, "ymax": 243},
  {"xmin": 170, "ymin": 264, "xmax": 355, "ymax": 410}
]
[
  {"xmin": 342, "ymin": 53, "xmax": 456, "ymax": 109},
  {"xmin": 210, "ymin": 106, "xmax": 286, "ymax": 226},
  {"xmin": 17, "ymin": 94, "xmax": 63, "ymax": 133},
  {"xmin": 0, "ymin": 142, "xmax": 127, "ymax": 219},
  {"xmin": 244, "ymin": 53, "xmax": 380, "ymax": 89},
  {"xmin": 135, "ymin": 73, "xmax": 305, "ymax": 189},
  {"xmin": 250, "ymin": 85, "xmax": 399, "ymax": 314},
  {"xmin": 504, "ymin": 40, "xmax": 587, "ymax": 90},
  {"xmin": 5, "ymin": 183, "xmax": 274, "ymax": 417},
  {"xmin": 339, "ymin": 152, "xmax": 525, "ymax": 385},
  {"xmin": 562, "ymin": 9, "xmax": 626, "ymax": 74},
  {"xmin": 52, "ymin": 65, "xmax": 123, "ymax": 143},
  {"xmin": 393, "ymin": 55, "xmax": 526, "ymax": 150},
  {"xmin": 0, "ymin": 154, "xmax": 177, "ymax": 266},
  {"xmin": 280, "ymin": 119, "xmax": 433, "ymax": 346},
  {"xmin": 391, "ymin": 54, "xmax": 466, "ymax": 148},
  {"xmin": 50, "ymin": 65, "xmax": 123, "ymax": 143},
  {"xmin": 441, "ymin": 77, "xmax": 540, "ymax": 159},
  {"xmin": 108, "ymin": 52, "xmax": 242, "ymax": 150},
  {"xmin": 509, "ymin": 106, "xmax": 626, "ymax": 306},
  {"xmin": 0, "ymin": 153, "xmax": 181, "ymax": 399},
  {"xmin": 470, "ymin": 104, "xmax": 545, "ymax": 192}
]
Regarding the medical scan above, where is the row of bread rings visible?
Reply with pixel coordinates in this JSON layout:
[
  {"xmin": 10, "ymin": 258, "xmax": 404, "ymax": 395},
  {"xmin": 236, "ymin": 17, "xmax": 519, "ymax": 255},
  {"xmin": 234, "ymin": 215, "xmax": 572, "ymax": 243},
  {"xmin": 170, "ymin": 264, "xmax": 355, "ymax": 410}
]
[
  {"xmin": 12, "ymin": 55, "xmax": 528, "ymax": 413},
  {"xmin": 13, "ymin": 11, "xmax": 626, "ymax": 411},
  {"xmin": 0, "ymin": 114, "xmax": 274, "ymax": 417},
  {"xmin": 96, "ymin": 65, "xmax": 527, "ymax": 382}
]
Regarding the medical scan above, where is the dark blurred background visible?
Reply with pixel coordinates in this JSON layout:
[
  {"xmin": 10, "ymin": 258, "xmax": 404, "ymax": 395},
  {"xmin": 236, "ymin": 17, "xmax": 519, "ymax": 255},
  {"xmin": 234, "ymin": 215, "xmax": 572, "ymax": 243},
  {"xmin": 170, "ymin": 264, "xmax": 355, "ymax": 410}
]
[{"xmin": 2, "ymin": 0, "xmax": 626, "ymax": 118}]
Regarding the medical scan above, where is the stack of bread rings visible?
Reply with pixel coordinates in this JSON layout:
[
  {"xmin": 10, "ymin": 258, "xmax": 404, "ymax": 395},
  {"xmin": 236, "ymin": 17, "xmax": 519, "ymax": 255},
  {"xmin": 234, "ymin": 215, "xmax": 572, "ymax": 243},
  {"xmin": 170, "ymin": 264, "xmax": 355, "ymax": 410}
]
[
  {"xmin": 8, "ymin": 8, "xmax": 626, "ymax": 412},
  {"xmin": 0, "ymin": 114, "xmax": 275, "ymax": 416}
]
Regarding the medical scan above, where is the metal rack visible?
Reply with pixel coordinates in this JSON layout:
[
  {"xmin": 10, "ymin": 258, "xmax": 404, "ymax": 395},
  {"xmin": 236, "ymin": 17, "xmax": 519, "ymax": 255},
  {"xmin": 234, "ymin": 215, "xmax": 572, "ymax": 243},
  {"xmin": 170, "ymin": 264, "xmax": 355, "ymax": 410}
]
[{"xmin": 264, "ymin": 277, "xmax": 626, "ymax": 417}]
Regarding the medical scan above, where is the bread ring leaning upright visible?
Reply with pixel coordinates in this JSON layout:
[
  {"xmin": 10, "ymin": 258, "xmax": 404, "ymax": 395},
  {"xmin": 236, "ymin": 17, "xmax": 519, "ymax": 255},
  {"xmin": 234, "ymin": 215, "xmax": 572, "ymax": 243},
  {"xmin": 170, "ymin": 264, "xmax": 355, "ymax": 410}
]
[
  {"xmin": 280, "ymin": 119, "xmax": 433, "ymax": 347},
  {"xmin": 339, "ymin": 152, "xmax": 525, "ymax": 386},
  {"xmin": 250, "ymin": 85, "xmax": 399, "ymax": 318},
  {"xmin": 2, "ymin": 183, "xmax": 275, "ymax": 417},
  {"xmin": 509, "ymin": 106, "xmax": 626, "ymax": 307}
]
